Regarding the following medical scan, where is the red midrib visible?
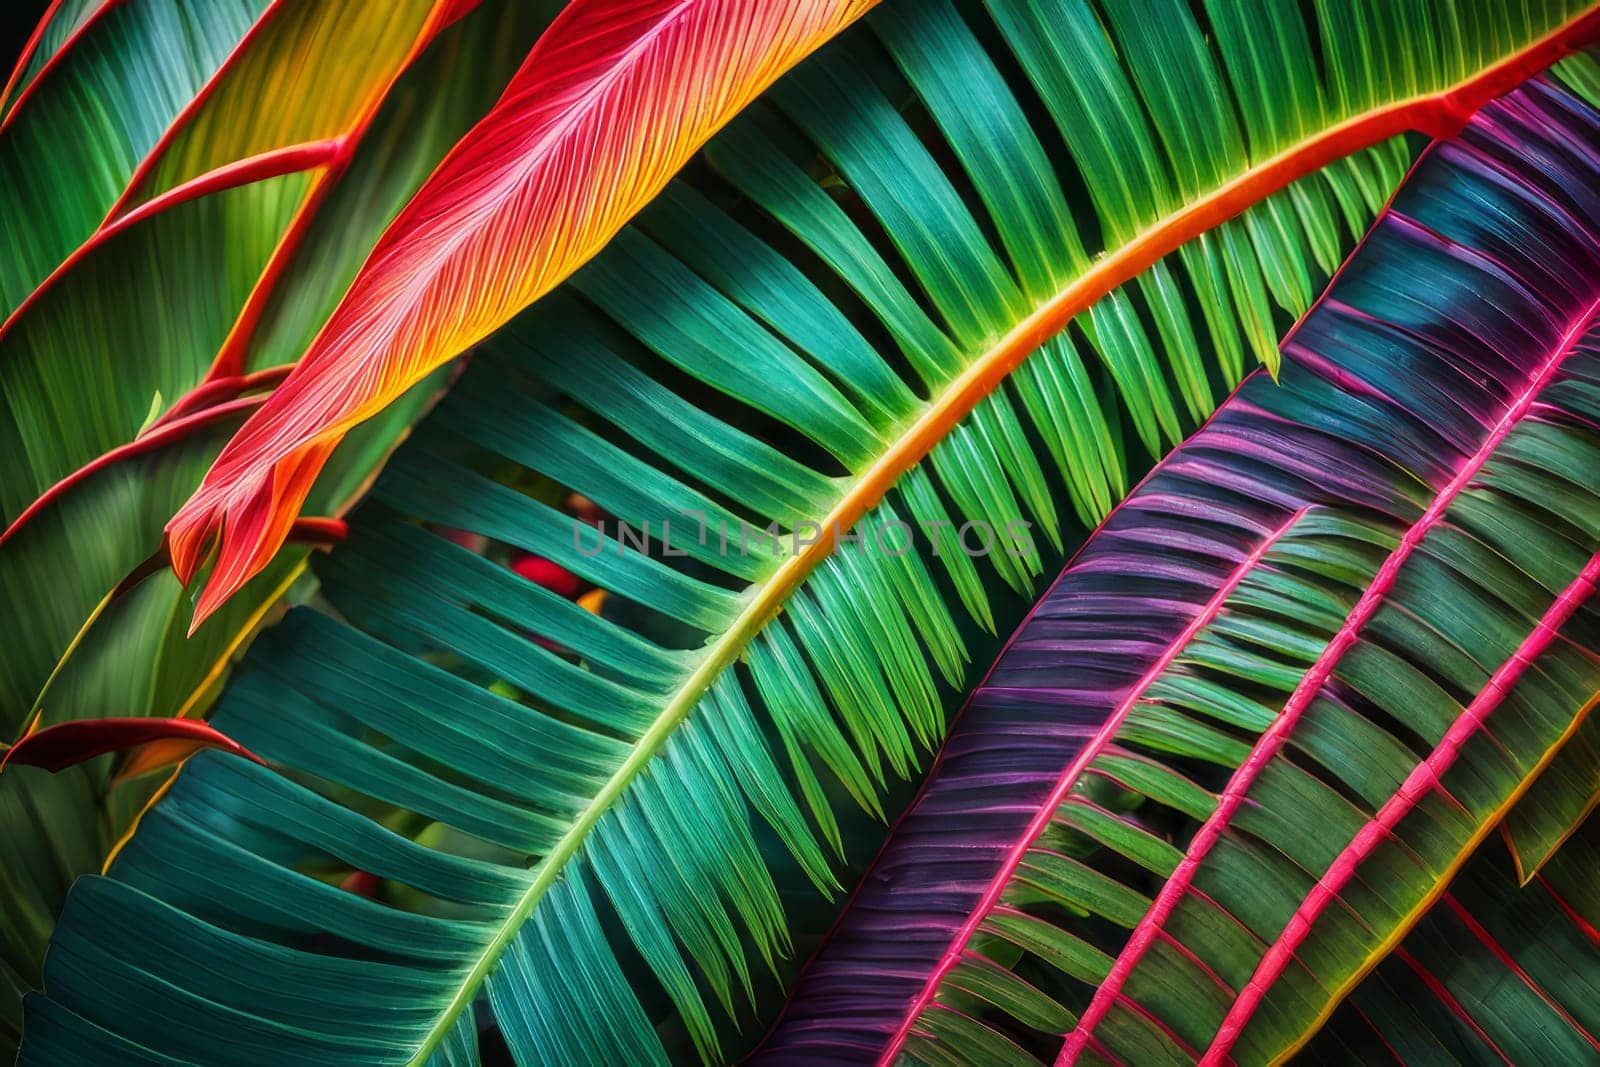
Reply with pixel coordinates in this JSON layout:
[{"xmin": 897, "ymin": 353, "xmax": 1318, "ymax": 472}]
[
  {"xmin": 0, "ymin": 0, "xmax": 120, "ymax": 134},
  {"xmin": 0, "ymin": 140, "xmax": 341, "ymax": 344},
  {"xmin": 0, "ymin": 396, "xmax": 266, "ymax": 546},
  {"xmin": 1539, "ymin": 875, "xmax": 1600, "ymax": 947},
  {"xmin": 0, "ymin": 0, "xmax": 64, "ymax": 119},
  {"xmin": 1061, "ymin": 291, "xmax": 1600, "ymax": 1063},
  {"xmin": 100, "ymin": 0, "xmax": 290, "ymax": 223},
  {"xmin": 1443, "ymin": 894, "xmax": 1600, "ymax": 1053}
]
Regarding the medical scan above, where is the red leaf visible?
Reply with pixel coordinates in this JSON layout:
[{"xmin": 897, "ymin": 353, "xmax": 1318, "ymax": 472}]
[
  {"xmin": 164, "ymin": 0, "xmax": 876, "ymax": 629},
  {"xmin": 1, "ymin": 718, "xmax": 264, "ymax": 775}
]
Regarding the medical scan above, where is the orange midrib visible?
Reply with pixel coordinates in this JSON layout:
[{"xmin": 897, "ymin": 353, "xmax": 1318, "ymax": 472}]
[{"xmin": 738, "ymin": 4, "xmax": 1600, "ymax": 649}]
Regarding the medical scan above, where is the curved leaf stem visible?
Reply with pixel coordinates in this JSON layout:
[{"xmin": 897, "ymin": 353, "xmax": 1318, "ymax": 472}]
[
  {"xmin": 0, "ymin": 395, "xmax": 266, "ymax": 549},
  {"xmin": 0, "ymin": 0, "xmax": 65, "ymax": 117},
  {"xmin": 147, "ymin": 364, "xmax": 295, "ymax": 430},
  {"xmin": 0, "ymin": 717, "xmax": 267, "ymax": 775},
  {"xmin": 0, "ymin": 0, "xmax": 120, "ymax": 133},
  {"xmin": 0, "ymin": 140, "xmax": 340, "ymax": 345},
  {"xmin": 97, "ymin": 0, "xmax": 290, "ymax": 225},
  {"xmin": 198, "ymin": 0, "xmax": 465, "ymax": 381}
]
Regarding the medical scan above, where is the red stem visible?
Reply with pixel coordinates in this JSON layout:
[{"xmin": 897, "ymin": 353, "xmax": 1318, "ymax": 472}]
[
  {"xmin": 0, "ymin": 396, "xmax": 265, "ymax": 548},
  {"xmin": 99, "ymin": 0, "xmax": 289, "ymax": 223},
  {"xmin": 288, "ymin": 516, "xmax": 347, "ymax": 547},
  {"xmin": 0, "ymin": 0, "xmax": 63, "ymax": 117},
  {"xmin": 0, "ymin": 0, "xmax": 120, "ymax": 134},
  {"xmin": 1538, "ymin": 874, "xmax": 1600, "ymax": 947},
  {"xmin": 1, "ymin": 716, "xmax": 266, "ymax": 773},
  {"xmin": 99, "ymin": 513, "xmax": 343, "ymax": 609},
  {"xmin": 199, "ymin": 0, "xmax": 465, "ymax": 381},
  {"xmin": 0, "ymin": 141, "xmax": 341, "ymax": 344},
  {"xmin": 149, "ymin": 364, "xmax": 295, "ymax": 430},
  {"xmin": 1396, "ymin": 949, "xmax": 1514, "ymax": 1065},
  {"xmin": 1440, "ymin": 894, "xmax": 1600, "ymax": 1053}
]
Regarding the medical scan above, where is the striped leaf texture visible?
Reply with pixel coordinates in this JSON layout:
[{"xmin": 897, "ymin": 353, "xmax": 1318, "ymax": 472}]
[
  {"xmin": 0, "ymin": 0, "xmax": 559, "ymax": 730},
  {"xmin": 0, "ymin": 0, "xmax": 562, "ymax": 1051},
  {"xmin": 164, "ymin": 0, "xmax": 881, "ymax": 623},
  {"xmin": 760, "ymin": 66, "xmax": 1600, "ymax": 1065},
  {"xmin": 20, "ymin": 4, "xmax": 1600, "ymax": 1066},
  {"xmin": 164, "ymin": 0, "xmax": 1600, "ymax": 624}
]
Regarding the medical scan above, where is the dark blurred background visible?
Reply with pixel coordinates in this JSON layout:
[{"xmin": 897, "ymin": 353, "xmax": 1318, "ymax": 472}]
[{"xmin": 3, "ymin": 2, "xmax": 55, "ymax": 91}]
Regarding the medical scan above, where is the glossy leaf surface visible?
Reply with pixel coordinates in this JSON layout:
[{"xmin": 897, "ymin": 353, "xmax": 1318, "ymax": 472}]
[
  {"xmin": 171, "ymin": 0, "xmax": 1600, "ymax": 621},
  {"xmin": 165, "ymin": 0, "xmax": 881, "ymax": 623}
]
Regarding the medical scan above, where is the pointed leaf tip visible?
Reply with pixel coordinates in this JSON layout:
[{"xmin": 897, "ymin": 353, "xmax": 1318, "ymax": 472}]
[
  {"xmin": 169, "ymin": 439, "xmax": 338, "ymax": 632},
  {"xmin": 1, "ymin": 717, "xmax": 264, "ymax": 776}
]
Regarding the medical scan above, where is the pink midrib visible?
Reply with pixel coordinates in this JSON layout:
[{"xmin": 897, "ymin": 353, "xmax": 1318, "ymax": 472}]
[
  {"xmin": 873, "ymin": 505, "xmax": 1311, "ymax": 1065},
  {"xmin": 1200, "ymin": 551, "xmax": 1600, "ymax": 1064},
  {"xmin": 1059, "ymin": 290, "xmax": 1600, "ymax": 1063}
]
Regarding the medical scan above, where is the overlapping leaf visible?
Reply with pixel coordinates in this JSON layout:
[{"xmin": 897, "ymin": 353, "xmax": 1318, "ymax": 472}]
[
  {"xmin": 760, "ymin": 67, "xmax": 1600, "ymax": 1065},
  {"xmin": 0, "ymin": 1, "xmax": 562, "ymax": 1049},
  {"xmin": 0, "ymin": 0, "xmax": 456, "ymax": 733},
  {"xmin": 164, "ymin": 0, "xmax": 883, "ymax": 623},
  {"xmin": 168, "ymin": 0, "xmax": 1600, "ymax": 621},
  {"xmin": 23, "ymin": 3, "xmax": 1600, "ymax": 1065}
]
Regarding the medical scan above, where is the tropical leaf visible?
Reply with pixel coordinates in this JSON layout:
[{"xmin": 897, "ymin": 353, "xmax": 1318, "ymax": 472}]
[
  {"xmin": 164, "ymin": 0, "xmax": 882, "ymax": 624},
  {"xmin": 759, "ymin": 65, "xmax": 1600, "ymax": 1064},
  {"xmin": 21, "ymin": 3, "xmax": 1600, "ymax": 1065},
  {"xmin": 0, "ymin": 0, "xmax": 562, "ymax": 1049},
  {"xmin": 0, "ymin": 0, "xmax": 110, "ymax": 125},
  {"xmin": 0, "ymin": 0, "xmax": 482, "ymax": 726},
  {"xmin": 1, "ymin": 716, "xmax": 264, "ymax": 774}
]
